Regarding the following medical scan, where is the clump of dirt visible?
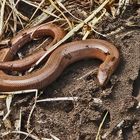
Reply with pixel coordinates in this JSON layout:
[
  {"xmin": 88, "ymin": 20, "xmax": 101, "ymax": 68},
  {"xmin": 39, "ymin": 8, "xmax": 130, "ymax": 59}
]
[{"xmin": 0, "ymin": 2, "xmax": 140, "ymax": 140}]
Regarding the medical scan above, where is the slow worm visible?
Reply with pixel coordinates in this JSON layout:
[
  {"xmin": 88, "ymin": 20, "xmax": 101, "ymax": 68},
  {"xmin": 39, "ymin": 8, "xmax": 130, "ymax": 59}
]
[
  {"xmin": 0, "ymin": 39, "xmax": 119, "ymax": 92},
  {"xmin": 0, "ymin": 23, "xmax": 65, "ymax": 71}
]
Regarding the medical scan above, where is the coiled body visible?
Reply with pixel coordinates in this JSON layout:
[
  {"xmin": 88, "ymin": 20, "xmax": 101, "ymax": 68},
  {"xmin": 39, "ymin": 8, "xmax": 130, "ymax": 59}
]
[
  {"xmin": 0, "ymin": 39, "xmax": 119, "ymax": 92},
  {"xmin": 0, "ymin": 23, "xmax": 65, "ymax": 71}
]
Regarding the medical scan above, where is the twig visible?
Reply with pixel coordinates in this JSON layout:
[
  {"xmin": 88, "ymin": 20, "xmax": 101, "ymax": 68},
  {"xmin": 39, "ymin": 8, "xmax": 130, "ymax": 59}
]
[{"xmin": 28, "ymin": 0, "xmax": 110, "ymax": 73}]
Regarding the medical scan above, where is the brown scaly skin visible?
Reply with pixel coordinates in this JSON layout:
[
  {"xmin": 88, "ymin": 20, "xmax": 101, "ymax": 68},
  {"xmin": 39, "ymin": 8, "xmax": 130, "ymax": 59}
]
[
  {"xmin": 0, "ymin": 23, "xmax": 66, "ymax": 71},
  {"xmin": 0, "ymin": 39, "xmax": 119, "ymax": 92}
]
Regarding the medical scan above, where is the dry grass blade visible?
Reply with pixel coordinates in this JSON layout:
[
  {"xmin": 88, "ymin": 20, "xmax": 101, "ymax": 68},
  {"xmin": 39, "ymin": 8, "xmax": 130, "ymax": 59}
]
[
  {"xmin": 102, "ymin": 120, "xmax": 125, "ymax": 139},
  {"xmin": 50, "ymin": 133, "xmax": 60, "ymax": 140},
  {"xmin": 0, "ymin": 95, "xmax": 7, "ymax": 99},
  {"xmin": 23, "ymin": 0, "xmax": 65, "ymax": 27},
  {"xmin": 7, "ymin": 1, "xmax": 19, "ymax": 19},
  {"xmin": 7, "ymin": 0, "xmax": 28, "ymax": 21},
  {"xmin": 2, "ymin": 95, "xmax": 13, "ymax": 121},
  {"xmin": 116, "ymin": 0, "xmax": 130, "ymax": 15},
  {"xmin": 82, "ymin": 9, "xmax": 106, "ymax": 40},
  {"xmin": 82, "ymin": 30, "xmax": 91, "ymax": 40},
  {"xmin": 95, "ymin": 111, "xmax": 109, "ymax": 140},
  {"xmin": 8, "ymin": 0, "xmax": 18, "ymax": 33},
  {"xmin": 2, "ymin": 131, "xmax": 41, "ymax": 140},
  {"xmin": 37, "ymin": 97, "xmax": 78, "ymax": 103},
  {"xmin": 3, "ymin": 0, "xmax": 25, "ymax": 36},
  {"xmin": 28, "ymin": 0, "xmax": 110, "ymax": 73},
  {"xmin": 0, "ymin": 89, "xmax": 38, "ymax": 95},
  {"xmin": 48, "ymin": 0, "xmax": 72, "ymax": 29},
  {"xmin": 56, "ymin": 1, "xmax": 82, "ymax": 22},
  {"xmin": 89, "ymin": 9, "xmax": 106, "ymax": 32},
  {"xmin": 0, "ymin": 39, "xmax": 11, "ymax": 49},
  {"xmin": 29, "ymin": 0, "xmax": 45, "ymax": 21},
  {"xmin": 6, "ymin": 95, "xmax": 13, "ymax": 114},
  {"xmin": 22, "ymin": 0, "xmax": 62, "ymax": 20},
  {"xmin": 3, "ymin": 110, "xmax": 11, "ymax": 121},
  {"xmin": 15, "ymin": 108, "xmax": 22, "ymax": 131},
  {"xmin": 0, "ymin": 0, "xmax": 6, "ymax": 39},
  {"xmin": 77, "ymin": 68, "xmax": 98, "ymax": 80}
]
